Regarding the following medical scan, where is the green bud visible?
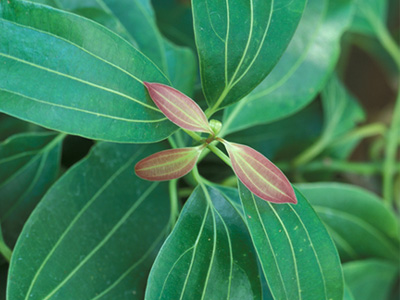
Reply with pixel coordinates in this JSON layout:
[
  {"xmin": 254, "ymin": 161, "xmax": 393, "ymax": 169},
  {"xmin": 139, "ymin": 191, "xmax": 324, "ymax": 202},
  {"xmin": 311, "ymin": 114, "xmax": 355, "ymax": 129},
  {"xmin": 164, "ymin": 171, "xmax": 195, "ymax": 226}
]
[{"xmin": 209, "ymin": 119, "xmax": 222, "ymax": 135}]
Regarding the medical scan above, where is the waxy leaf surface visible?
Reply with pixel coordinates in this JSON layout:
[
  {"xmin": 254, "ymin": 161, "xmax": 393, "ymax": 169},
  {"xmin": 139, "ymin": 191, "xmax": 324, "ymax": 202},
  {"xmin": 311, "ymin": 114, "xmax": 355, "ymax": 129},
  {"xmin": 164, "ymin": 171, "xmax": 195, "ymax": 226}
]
[
  {"xmin": 7, "ymin": 142, "xmax": 171, "ymax": 300},
  {"xmin": 192, "ymin": 0, "xmax": 306, "ymax": 110},
  {"xmin": 222, "ymin": 0, "xmax": 355, "ymax": 134},
  {"xmin": 0, "ymin": 0, "xmax": 176, "ymax": 143},
  {"xmin": 224, "ymin": 142, "xmax": 296, "ymax": 204},
  {"xmin": 145, "ymin": 184, "xmax": 262, "ymax": 300},
  {"xmin": 239, "ymin": 183, "xmax": 344, "ymax": 300},
  {"xmin": 298, "ymin": 183, "xmax": 400, "ymax": 261},
  {"xmin": 135, "ymin": 147, "xmax": 202, "ymax": 181},
  {"xmin": 0, "ymin": 132, "xmax": 63, "ymax": 246},
  {"xmin": 144, "ymin": 82, "xmax": 213, "ymax": 133}
]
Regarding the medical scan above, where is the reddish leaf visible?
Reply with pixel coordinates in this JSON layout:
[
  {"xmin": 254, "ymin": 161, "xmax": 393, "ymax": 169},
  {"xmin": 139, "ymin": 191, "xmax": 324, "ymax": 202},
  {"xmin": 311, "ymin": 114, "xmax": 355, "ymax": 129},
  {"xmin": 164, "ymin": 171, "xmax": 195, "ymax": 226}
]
[
  {"xmin": 144, "ymin": 82, "xmax": 213, "ymax": 134},
  {"xmin": 135, "ymin": 147, "xmax": 202, "ymax": 181},
  {"xmin": 223, "ymin": 142, "xmax": 297, "ymax": 204}
]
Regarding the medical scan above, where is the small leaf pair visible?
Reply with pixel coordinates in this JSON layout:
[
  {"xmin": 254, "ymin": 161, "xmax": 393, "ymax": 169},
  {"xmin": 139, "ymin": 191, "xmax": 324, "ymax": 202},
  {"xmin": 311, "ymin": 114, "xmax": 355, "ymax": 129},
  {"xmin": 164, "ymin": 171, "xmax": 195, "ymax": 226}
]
[{"xmin": 135, "ymin": 83, "xmax": 297, "ymax": 204}]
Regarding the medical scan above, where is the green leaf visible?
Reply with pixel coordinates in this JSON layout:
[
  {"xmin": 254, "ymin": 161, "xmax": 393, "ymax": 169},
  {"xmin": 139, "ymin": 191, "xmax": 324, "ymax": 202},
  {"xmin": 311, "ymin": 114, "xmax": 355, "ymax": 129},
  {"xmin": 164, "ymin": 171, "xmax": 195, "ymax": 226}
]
[
  {"xmin": 221, "ymin": 0, "xmax": 355, "ymax": 134},
  {"xmin": 297, "ymin": 182, "xmax": 400, "ymax": 261},
  {"xmin": 343, "ymin": 259, "xmax": 399, "ymax": 300},
  {"xmin": 0, "ymin": 0, "xmax": 176, "ymax": 143},
  {"xmin": 239, "ymin": 182, "xmax": 343, "ymax": 300},
  {"xmin": 192, "ymin": 0, "xmax": 306, "ymax": 112},
  {"xmin": 0, "ymin": 114, "xmax": 43, "ymax": 142},
  {"xmin": 350, "ymin": 0, "xmax": 388, "ymax": 36},
  {"xmin": 0, "ymin": 132, "xmax": 64, "ymax": 246},
  {"xmin": 145, "ymin": 184, "xmax": 262, "ymax": 300},
  {"xmin": 226, "ymin": 101, "xmax": 323, "ymax": 161},
  {"xmin": 7, "ymin": 142, "xmax": 172, "ymax": 300},
  {"xmin": 344, "ymin": 285, "xmax": 355, "ymax": 300}
]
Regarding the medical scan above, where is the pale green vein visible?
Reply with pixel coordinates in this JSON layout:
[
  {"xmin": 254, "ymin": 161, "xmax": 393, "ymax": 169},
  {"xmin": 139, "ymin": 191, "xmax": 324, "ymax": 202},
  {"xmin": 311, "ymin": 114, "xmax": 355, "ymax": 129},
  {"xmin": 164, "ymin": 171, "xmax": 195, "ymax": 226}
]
[
  {"xmin": 288, "ymin": 206, "xmax": 328, "ymax": 299},
  {"xmin": 43, "ymin": 182, "xmax": 159, "ymax": 300},
  {"xmin": 138, "ymin": 150, "xmax": 199, "ymax": 172},
  {"xmin": 268, "ymin": 204, "xmax": 301, "ymax": 300},
  {"xmin": 322, "ymin": 224, "xmax": 358, "ymax": 259},
  {"xmin": 248, "ymin": 193, "xmax": 288, "ymax": 299},
  {"xmin": 213, "ymin": 208, "xmax": 234, "ymax": 300},
  {"xmin": 24, "ymin": 147, "xmax": 146, "ymax": 300},
  {"xmin": 91, "ymin": 225, "xmax": 168, "ymax": 300},
  {"xmin": 0, "ymin": 18, "xmax": 158, "ymax": 86},
  {"xmin": 0, "ymin": 53, "xmax": 159, "ymax": 111},
  {"xmin": 199, "ymin": 185, "xmax": 217, "ymax": 300},
  {"xmin": 205, "ymin": 0, "xmax": 225, "ymax": 43},
  {"xmin": 0, "ymin": 89, "xmax": 167, "ymax": 123},
  {"xmin": 224, "ymin": 0, "xmax": 230, "ymax": 85},
  {"xmin": 0, "ymin": 134, "xmax": 63, "ymax": 191},
  {"xmin": 0, "ymin": 150, "xmax": 38, "ymax": 165},
  {"xmin": 179, "ymin": 205, "xmax": 211, "ymax": 300}
]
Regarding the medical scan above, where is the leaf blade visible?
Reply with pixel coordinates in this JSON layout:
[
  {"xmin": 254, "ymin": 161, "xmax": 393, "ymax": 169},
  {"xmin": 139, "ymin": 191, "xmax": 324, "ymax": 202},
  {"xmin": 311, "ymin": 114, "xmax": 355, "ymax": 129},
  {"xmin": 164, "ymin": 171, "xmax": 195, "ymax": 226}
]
[
  {"xmin": 135, "ymin": 147, "xmax": 202, "ymax": 181},
  {"xmin": 224, "ymin": 142, "xmax": 296, "ymax": 204}
]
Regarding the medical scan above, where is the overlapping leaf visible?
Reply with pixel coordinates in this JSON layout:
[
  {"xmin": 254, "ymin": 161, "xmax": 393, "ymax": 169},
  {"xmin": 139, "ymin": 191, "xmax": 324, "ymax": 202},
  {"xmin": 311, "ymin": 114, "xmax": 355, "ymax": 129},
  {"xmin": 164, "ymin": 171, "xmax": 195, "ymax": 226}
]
[
  {"xmin": 144, "ymin": 83, "xmax": 213, "ymax": 133},
  {"xmin": 0, "ymin": 132, "xmax": 64, "ymax": 246},
  {"xmin": 221, "ymin": 0, "xmax": 355, "ymax": 134},
  {"xmin": 145, "ymin": 184, "xmax": 262, "ymax": 300},
  {"xmin": 7, "ymin": 142, "xmax": 171, "ymax": 300},
  {"xmin": 298, "ymin": 182, "xmax": 400, "ymax": 261},
  {"xmin": 135, "ymin": 147, "xmax": 202, "ymax": 181},
  {"xmin": 192, "ymin": 0, "xmax": 306, "ymax": 111},
  {"xmin": 0, "ymin": 0, "xmax": 176, "ymax": 143},
  {"xmin": 224, "ymin": 142, "xmax": 296, "ymax": 204},
  {"xmin": 239, "ymin": 182, "xmax": 343, "ymax": 300}
]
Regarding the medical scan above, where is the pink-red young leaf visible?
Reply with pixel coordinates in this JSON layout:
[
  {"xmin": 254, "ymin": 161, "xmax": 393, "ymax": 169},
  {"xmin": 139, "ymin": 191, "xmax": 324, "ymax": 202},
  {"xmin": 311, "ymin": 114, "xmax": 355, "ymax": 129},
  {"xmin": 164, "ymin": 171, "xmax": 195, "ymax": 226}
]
[
  {"xmin": 144, "ymin": 82, "xmax": 213, "ymax": 134},
  {"xmin": 223, "ymin": 142, "xmax": 297, "ymax": 204},
  {"xmin": 135, "ymin": 147, "xmax": 202, "ymax": 181}
]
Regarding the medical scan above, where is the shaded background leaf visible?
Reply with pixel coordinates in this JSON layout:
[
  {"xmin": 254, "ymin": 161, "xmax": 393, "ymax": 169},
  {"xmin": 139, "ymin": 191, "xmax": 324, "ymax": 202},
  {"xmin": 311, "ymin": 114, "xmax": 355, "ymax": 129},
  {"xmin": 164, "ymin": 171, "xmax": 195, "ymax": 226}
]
[
  {"xmin": 297, "ymin": 182, "xmax": 400, "ymax": 262},
  {"xmin": 343, "ymin": 259, "xmax": 399, "ymax": 300},
  {"xmin": 7, "ymin": 142, "xmax": 172, "ymax": 300},
  {"xmin": 0, "ymin": 132, "xmax": 63, "ymax": 246}
]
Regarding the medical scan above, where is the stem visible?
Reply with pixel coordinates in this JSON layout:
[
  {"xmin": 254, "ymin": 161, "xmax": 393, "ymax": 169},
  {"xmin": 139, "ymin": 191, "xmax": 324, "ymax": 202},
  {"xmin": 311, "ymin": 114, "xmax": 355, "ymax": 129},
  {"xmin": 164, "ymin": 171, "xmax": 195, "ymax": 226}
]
[
  {"xmin": 366, "ymin": 10, "xmax": 400, "ymax": 70},
  {"xmin": 383, "ymin": 89, "xmax": 400, "ymax": 205},
  {"xmin": 331, "ymin": 123, "xmax": 386, "ymax": 146},
  {"xmin": 0, "ymin": 230, "xmax": 11, "ymax": 262},
  {"xmin": 167, "ymin": 136, "xmax": 178, "ymax": 149},
  {"xmin": 293, "ymin": 135, "xmax": 330, "ymax": 167},
  {"xmin": 168, "ymin": 179, "xmax": 179, "ymax": 229}
]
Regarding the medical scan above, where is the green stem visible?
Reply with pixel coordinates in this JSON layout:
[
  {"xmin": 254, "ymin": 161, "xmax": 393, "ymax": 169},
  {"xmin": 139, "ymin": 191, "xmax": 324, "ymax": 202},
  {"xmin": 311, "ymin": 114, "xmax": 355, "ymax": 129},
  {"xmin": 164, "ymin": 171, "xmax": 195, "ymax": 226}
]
[
  {"xmin": 168, "ymin": 179, "xmax": 179, "ymax": 229},
  {"xmin": 366, "ymin": 10, "xmax": 400, "ymax": 70},
  {"xmin": 168, "ymin": 136, "xmax": 178, "ymax": 149},
  {"xmin": 293, "ymin": 135, "xmax": 330, "ymax": 167},
  {"xmin": 0, "ymin": 230, "xmax": 11, "ymax": 262},
  {"xmin": 331, "ymin": 123, "xmax": 386, "ymax": 146},
  {"xmin": 383, "ymin": 89, "xmax": 400, "ymax": 205}
]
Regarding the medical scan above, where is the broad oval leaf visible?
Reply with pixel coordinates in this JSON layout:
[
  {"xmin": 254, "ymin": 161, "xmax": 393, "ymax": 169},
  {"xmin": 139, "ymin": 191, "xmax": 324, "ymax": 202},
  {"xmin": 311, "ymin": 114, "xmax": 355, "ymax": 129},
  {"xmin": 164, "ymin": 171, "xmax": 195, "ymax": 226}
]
[
  {"xmin": 223, "ymin": 142, "xmax": 296, "ymax": 204},
  {"xmin": 221, "ymin": 0, "xmax": 355, "ymax": 134},
  {"xmin": 144, "ymin": 82, "xmax": 213, "ymax": 133},
  {"xmin": 297, "ymin": 182, "xmax": 400, "ymax": 261},
  {"xmin": 145, "ymin": 184, "xmax": 262, "ymax": 300},
  {"xmin": 0, "ymin": 0, "xmax": 176, "ymax": 143},
  {"xmin": 0, "ymin": 132, "xmax": 64, "ymax": 246},
  {"xmin": 192, "ymin": 0, "xmax": 306, "ymax": 111},
  {"xmin": 239, "ymin": 182, "xmax": 344, "ymax": 300},
  {"xmin": 7, "ymin": 142, "xmax": 171, "ymax": 300},
  {"xmin": 135, "ymin": 147, "xmax": 202, "ymax": 181},
  {"xmin": 343, "ymin": 259, "xmax": 399, "ymax": 300}
]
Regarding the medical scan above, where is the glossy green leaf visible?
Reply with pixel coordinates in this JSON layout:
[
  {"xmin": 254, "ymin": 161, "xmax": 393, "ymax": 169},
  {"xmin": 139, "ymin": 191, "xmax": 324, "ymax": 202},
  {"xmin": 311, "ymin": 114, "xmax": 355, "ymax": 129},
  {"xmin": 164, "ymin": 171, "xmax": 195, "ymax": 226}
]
[
  {"xmin": 344, "ymin": 285, "xmax": 355, "ymax": 300},
  {"xmin": 239, "ymin": 182, "xmax": 343, "ymax": 300},
  {"xmin": 192, "ymin": 0, "xmax": 306, "ymax": 112},
  {"xmin": 7, "ymin": 142, "xmax": 171, "ymax": 300},
  {"xmin": 145, "ymin": 184, "xmax": 262, "ymax": 300},
  {"xmin": 297, "ymin": 182, "xmax": 400, "ymax": 261},
  {"xmin": 0, "ymin": 132, "xmax": 64, "ymax": 246},
  {"xmin": 0, "ymin": 0, "xmax": 176, "ymax": 143},
  {"xmin": 221, "ymin": 0, "xmax": 355, "ymax": 134},
  {"xmin": 343, "ymin": 259, "xmax": 399, "ymax": 300}
]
